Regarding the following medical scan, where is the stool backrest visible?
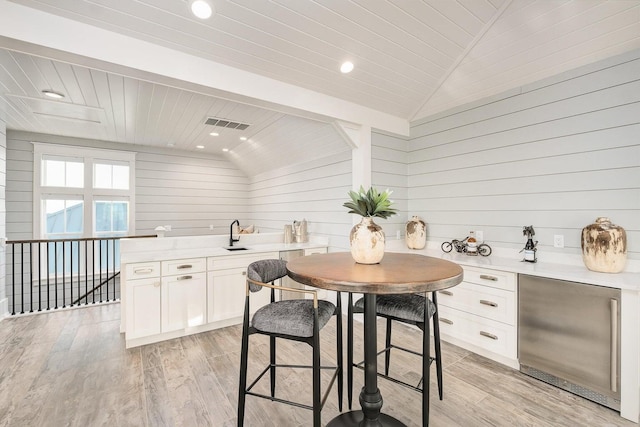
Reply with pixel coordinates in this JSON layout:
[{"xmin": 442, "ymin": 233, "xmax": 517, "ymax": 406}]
[{"xmin": 247, "ymin": 259, "xmax": 288, "ymax": 292}]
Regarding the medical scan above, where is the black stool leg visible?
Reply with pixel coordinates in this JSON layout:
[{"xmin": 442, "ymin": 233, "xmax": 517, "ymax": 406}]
[
  {"xmin": 422, "ymin": 296, "xmax": 431, "ymax": 427},
  {"xmin": 384, "ymin": 318, "xmax": 392, "ymax": 376},
  {"xmin": 312, "ymin": 310, "xmax": 321, "ymax": 427},
  {"xmin": 237, "ymin": 297, "xmax": 250, "ymax": 427},
  {"xmin": 432, "ymin": 292, "xmax": 443, "ymax": 400},
  {"xmin": 336, "ymin": 292, "xmax": 344, "ymax": 411},
  {"xmin": 270, "ymin": 336, "xmax": 276, "ymax": 397},
  {"xmin": 347, "ymin": 292, "xmax": 354, "ymax": 410}
]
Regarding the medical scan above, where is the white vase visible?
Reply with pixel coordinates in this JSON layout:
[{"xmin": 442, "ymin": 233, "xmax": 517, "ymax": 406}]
[
  {"xmin": 405, "ymin": 216, "xmax": 426, "ymax": 249},
  {"xmin": 349, "ymin": 217, "xmax": 385, "ymax": 264},
  {"xmin": 581, "ymin": 217, "xmax": 627, "ymax": 273}
]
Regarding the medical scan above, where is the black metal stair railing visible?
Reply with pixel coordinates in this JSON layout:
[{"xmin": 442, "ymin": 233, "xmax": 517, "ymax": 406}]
[{"xmin": 6, "ymin": 235, "xmax": 155, "ymax": 315}]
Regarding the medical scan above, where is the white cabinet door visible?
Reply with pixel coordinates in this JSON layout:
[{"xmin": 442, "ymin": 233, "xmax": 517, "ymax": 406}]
[
  {"xmin": 208, "ymin": 268, "xmax": 271, "ymax": 322},
  {"xmin": 161, "ymin": 272, "xmax": 207, "ymax": 332},
  {"xmin": 126, "ymin": 277, "xmax": 161, "ymax": 339}
]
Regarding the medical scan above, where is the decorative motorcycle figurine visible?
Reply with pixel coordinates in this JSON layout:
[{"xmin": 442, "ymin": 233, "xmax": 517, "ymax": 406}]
[{"xmin": 441, "ymin": 237, "xmax": 492, "ymax": 256}]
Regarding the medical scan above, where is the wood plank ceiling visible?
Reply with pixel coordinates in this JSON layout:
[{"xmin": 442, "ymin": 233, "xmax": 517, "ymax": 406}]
[{"xmin": 1, "ymin": 0, "xmax": 639, "ymax": 176}]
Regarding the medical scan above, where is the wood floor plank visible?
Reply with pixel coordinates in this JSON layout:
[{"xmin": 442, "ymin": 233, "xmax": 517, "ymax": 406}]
[{"xmin": 0, "ymin": 303, "xmax": 636, "ymax": 427}]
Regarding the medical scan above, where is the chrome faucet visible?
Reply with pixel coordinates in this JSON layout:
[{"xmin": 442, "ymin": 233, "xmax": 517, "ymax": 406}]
[{"xmin": 229, "ymin": 219, "xmax": 240, "ymax": 246}]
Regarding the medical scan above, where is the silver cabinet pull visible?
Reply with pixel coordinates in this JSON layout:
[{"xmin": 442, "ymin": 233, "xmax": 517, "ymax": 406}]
[
  {"xmin": 134, "ymin": 268, "xmax": 153, "ymax": 274},
  {"xmin": 177, "ymin": 264, "xmax": 193, "ymax": 270},
  {"xmin": 177, "ymin": 275, "xmax": 193, "ymax": 281},
  {"xmin": 439, "ymin": 290, "xmax": 453, "ymax": 296},
  {"xmin": 610, "ymin": 298, "xmax": 618, "ymax": 393},
  {"xmin": 153, "ymin": 282, "xmax": 160, "ymax": 288},
  {"xmin": 480, "ymin": 331, "xmax": 498, "ymax": 340},
  {"xmin": 439, "ymin": 318, "xmax": 453, "ymax": 325},
  {"xmin": 480, "ymin": 299, "xmax": 498, "ymax": 307},
  {"xmin": 480, "ymin": 274, "xmax": 498, "ymax": 281},
  {"xmin": 242, "ymin": 271, "xmax": 246, "ymax": 276}
]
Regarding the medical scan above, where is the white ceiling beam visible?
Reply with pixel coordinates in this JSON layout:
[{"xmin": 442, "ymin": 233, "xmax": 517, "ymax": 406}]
[{"xmin": 0, "ymin": 1, "xmax": 409, "ymax": 136}]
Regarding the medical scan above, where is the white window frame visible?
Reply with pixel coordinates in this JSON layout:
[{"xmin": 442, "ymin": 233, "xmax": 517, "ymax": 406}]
[{"xmin": 33, "ymin": 143, "xmax": 136, "ymax": 239}]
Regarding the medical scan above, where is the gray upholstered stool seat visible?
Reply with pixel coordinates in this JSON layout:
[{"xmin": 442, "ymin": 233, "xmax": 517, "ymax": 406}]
[
  {"xmin": 252, "ymin": 299, "xmax": 336, "ymax": 337},
  {"xmin": 354, "ymin": 294, "xmax": 435, "ymax": 324}
]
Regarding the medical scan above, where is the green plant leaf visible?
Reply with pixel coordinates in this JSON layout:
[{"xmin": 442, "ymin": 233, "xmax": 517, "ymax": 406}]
[{"xmin": 343, "ymin": 186, "xmax": 397, "ymax": 219}]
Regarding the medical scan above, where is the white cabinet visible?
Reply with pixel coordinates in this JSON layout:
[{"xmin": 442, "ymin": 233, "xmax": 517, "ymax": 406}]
[
  {"xmin": 160, "ymin": 258, "xmax": 207, "ymax": 332},
  {"xmin": 207, "ymin": 252, "xmax": 277, "ymax": 323},
  {"xmin": 436, "ymin": 266, "xmax": 518, "ymax": 368},
  {"xmin": 161, "ymin": 271, "xmax": 207, "ymax": 332},
  {"xmin": 123, "ymin": 247, "xmax": 327, "ymax": 348},
  {"xmin": 125, "ymin": 262, "xmax": 161, "ymax": 339}
]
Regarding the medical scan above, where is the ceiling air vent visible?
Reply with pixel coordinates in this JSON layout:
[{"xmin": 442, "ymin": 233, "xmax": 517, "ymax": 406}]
[{"xmin": 204, "ymin": 117, "xmax": 250, "ymax": 130}]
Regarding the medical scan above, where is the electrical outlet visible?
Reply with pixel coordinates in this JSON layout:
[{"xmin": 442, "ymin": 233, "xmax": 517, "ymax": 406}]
[
  {"xmin": 164, "ymin": 225, "xmax": 172, "ymax": 232},
  {"xmin": 554, "ymin": 234, "xmax": 564, "ymax": 248},
  {"xmin": 209, "ymin": 224, "xmax": 214, "ymax": 231},
  {"xmin": 475, "ymin": 230, "xmax": 484, "ymax": 243}
]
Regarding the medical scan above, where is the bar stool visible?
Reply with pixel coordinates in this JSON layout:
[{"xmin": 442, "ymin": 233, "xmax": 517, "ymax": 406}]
[
  {"xmin": 237, "ymin": 259, "xmax": 343, "ymax": 427},
  {"xmin": 347, "ymin": 292, "xmax": 443, "ymax": 424}
]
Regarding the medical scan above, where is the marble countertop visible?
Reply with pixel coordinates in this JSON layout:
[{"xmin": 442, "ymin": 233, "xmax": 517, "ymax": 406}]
[
  {"xmin": 120, "ymin": 232, "xmax": 328, "ymax": 264},
  {"xmin": 385, "ymin": 240, "xmax": 640, "ymax": 291}
]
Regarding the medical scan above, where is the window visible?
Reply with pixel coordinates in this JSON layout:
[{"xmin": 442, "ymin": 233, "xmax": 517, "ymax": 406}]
[
  {"xmin": 34, "ymin": 144, "xmax": 136, "ymax": 275},
  {"xmin": 42, "ymin": 155, "xmax": 84, "ymax": 188},
  {"xmin": 34, "ymin": 144, "xmax": 136, "ymax": 240},
  {"xmin": 95, "ymin": 200, "xmax": 129, "ymax": 235},
  {"xmin": 43, "ymin": 199, "xmax": 84, "ymax": 237},
  {"xmin": 94, "ymin": 161, "xmax": 130, "ymax": 190}
]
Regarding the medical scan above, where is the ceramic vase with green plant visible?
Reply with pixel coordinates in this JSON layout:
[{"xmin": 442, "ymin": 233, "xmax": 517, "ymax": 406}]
[{"xmin": 343, "ymin": 186, "xmax": 397, "ymax": 264}]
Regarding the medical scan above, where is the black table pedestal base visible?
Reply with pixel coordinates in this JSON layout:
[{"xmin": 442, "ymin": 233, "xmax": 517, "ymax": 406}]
[{"xmin": 326, "ymin": 410, "xmax": 407, "ymax": 427}]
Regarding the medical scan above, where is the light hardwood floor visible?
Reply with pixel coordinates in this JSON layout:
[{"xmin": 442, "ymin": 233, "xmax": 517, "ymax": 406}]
[{"xmin": 0, "ymin": 303, "xmax": 634, "ymax": 427}]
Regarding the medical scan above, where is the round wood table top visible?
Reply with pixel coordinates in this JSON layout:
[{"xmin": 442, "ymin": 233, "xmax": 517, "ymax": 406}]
[{"xmin": 286, "ymin": 252, "xmax": 463, "ymax": 294}]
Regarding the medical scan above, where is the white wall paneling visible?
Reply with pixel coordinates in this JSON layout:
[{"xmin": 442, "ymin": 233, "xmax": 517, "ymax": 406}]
[
  {"xmin": 371, "ymin": 131, "xmax": 409, "ymax": 241},
  {"xmin": 409, "ymin": 49, "xmax": 640, "ymax": 262},
  {"xmin": 0, "ymin": 113, "xmax": 7, "ymax": 311},
  {"xmin": 5, "ymin": 131, "xmax": 250, "ymax": 238},
  {"xmin": 249, "ymin": 150, "xmax": 352, "ymax": 253}
]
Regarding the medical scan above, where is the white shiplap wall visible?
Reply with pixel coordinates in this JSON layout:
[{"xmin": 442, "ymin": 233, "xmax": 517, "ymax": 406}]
[
  {"xmin": 372, "ymin": 131, "xmax": 409, "ymax": 241},
  {"xmin": 5, "ymin": 131, "xmax": 250, "ymax": 239},
  {"xmin": 249, "ymin": 150, "xmax": 352, "ymax": 252},
  {"xmin": 408, "ymin": 49, "xmax": 640, "ymax": 261},
  {"xmin": 0, "ymin": 114, "xmax": 6, "ymax": 308}
]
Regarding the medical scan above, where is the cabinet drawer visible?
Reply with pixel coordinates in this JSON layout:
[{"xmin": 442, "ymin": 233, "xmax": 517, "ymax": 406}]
[
  {"xmin": 437, "ymin": 282, "xmax": 516, "ymax": 325},
  {"xmin": 162, "ymin": 258, "xmax": 206, "ymax": 275},
  {"xmin": 438, "ymin": 306, "xmax": 517, "ymax": 360},
  {"xmin": 208, "ymin": 252, "xmax": 279, "ymax": 271},
  {"xmin": 462, "ymin": 266, "xmax": 516, "ymax": 292},
  {"xmin": 126, "ymin": 262, "xmax": 160, "ymax": 279}
]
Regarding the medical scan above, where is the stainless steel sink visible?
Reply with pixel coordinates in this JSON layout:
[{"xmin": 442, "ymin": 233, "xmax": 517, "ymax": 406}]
[{"xmin": 225, "ymin": 246, "xmax": 249, "ymax": 251}]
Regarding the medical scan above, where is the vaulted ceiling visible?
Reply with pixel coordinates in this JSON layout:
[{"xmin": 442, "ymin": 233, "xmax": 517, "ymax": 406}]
[{"xmin": 1, "ymin": 0, "xmax": 639, "ymax": 175}]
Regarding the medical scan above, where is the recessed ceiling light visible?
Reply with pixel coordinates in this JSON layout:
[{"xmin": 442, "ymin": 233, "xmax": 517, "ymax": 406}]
[
  {"xmin": 42, "ymin": 89, "xmax": 65, "ymax": 99},
  {"xmin": 209, "ymin": 132, "xmax": 219, "ymax": 136},
  {"xmin": 222, "ymin": 148, "xmax": 229, "ymax": 152},
  {"xmin": 240, "ymin": 137, "xmax": 247, "ymax": 141},
  {"xmin": 340, "ymin": 61, "xmax": 354, "ymax": 74},
  {"xmin": 190, "ymin": 0, "xmax": 213, "ymax": 19},
  {"xmin": 196, "ymin": 145, "xmax": 205, "ymax": 149}
]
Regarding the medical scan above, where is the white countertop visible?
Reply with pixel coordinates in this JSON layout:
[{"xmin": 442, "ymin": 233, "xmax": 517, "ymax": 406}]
[
  {"xmin": 386, "ymin": 240, "xmax": 640, "ymax": 291},
  {"xmin": 120, "ymin": 232, "xmax": 328, "ymax": 264},
  {"xmin": 120, "ymin": 233, "xmax": 639, "ymax": 291}
]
